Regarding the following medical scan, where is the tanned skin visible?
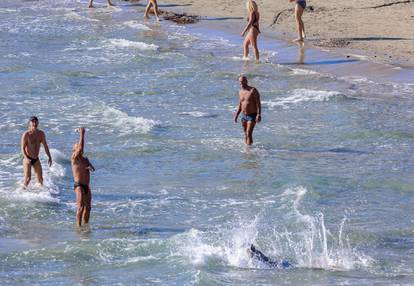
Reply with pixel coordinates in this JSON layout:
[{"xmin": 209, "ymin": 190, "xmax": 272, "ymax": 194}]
[
  {"xmin": 21, "ymin": 117, "xmax": 52, "ymax": 188},
  {"xmin": 144, "ymin": 0, "xmax": 160, "ymax": 21},
  {"xmin": 289, "ymin": 0, "xmax": 306, "ymax": 42},
  {"xmin": 71, "ymin": 127, "xmax": 95, "ymax": 227},
  {"xmin": 234, "ymin": 76, "xmax": 262, "ymax": 145},
  {"xmin": 241, "ymin": 10, "xmax": 260, "ymax": 60},
  {"xmin": 88, "ymin": 0, "xmax": 114, "ymax": 8}
]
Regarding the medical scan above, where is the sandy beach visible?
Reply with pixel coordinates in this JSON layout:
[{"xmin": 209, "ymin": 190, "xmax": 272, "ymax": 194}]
[{"xmin": 158, "ymin": 0, "xmax": 414, "ymax": 67}]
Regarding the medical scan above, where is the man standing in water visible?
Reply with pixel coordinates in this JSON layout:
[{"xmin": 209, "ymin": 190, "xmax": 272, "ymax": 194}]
[
  {"xmin": 21, "ymin": 116, "xmax": 52, "ymax": 188},
  {"xmin": 71, "ymin": 127, "xmax": 95, "ymax": 227},
  {"xmin": 234, "ymin": 76, "xmax": 262, "ymax": 145}
]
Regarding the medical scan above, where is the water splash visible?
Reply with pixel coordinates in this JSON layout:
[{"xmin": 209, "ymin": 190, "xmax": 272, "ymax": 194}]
[{"xmin": 173, "ymin": 186, "xmax": 373, "ymax": 271}]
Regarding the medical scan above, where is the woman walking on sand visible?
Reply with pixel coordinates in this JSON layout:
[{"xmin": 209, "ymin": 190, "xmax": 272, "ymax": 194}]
[
  {"xmin": 290, "ymin": 0, "xmax": 306, "ymax": 42},
  {"xmin": 144, "ymin": 0, "xmax": 160, "ymax": 21},
  {"xmin": 241, "ymin": 0, "xmax": 260, "ymax": 61}
]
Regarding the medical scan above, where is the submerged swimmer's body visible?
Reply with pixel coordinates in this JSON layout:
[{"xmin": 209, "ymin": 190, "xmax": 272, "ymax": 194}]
[{"xmin": 247, "ymin": 244, "xmax": 291, "ymax": 268}]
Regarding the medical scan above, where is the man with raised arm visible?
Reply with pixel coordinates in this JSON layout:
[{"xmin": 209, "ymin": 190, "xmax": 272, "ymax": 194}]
[
  {"xmin": 234, "ymin": 76, "xmax": 262, "ymax": 145},
  {"xmin": 21, "ymin": 116, "xmax": 52, "ymax": 188},
  {"xmin": 71, "ymin": 127, "xmax": 95, "ymax": 227}
]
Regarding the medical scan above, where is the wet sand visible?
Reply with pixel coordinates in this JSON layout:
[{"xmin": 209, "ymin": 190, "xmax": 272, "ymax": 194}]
[{"xmin": 156, "ymin": 0, "xmax": 414, "ymax": 67}]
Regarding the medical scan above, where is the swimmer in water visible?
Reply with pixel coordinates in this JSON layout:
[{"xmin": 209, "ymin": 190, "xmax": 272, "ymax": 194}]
[
  {"xmin": 247, "ymin": 244, "xmax": 291, "ymax": 268},
  {"xmin": 21, "ymin": 116, "xmax": 52, "ymax": 188},
  {"xmin": 71, "ymin": 127, "xmax": 95, "ymax": 227}
]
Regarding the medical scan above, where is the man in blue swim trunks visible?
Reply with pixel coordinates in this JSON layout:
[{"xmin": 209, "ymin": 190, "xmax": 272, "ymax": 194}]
[{"xmin": 234, "ymin": 76, "xmax": 262, "ymax": 145}]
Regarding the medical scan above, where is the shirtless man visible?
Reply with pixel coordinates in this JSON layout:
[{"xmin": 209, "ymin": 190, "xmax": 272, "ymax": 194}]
[
  {"xmin": 21, "ymin": 116, "xmax": 52, "ymax": 188},
  {"xmin": 234, "ymin": 76, "xmax": 262, "ymax": 145},
  {"xmin": 88, "ymin": 0, "xmax": 114, "ymax": 8},
  {"xmin": 71, "ymin": 127, "xmax": 95, "ymax": 227}
]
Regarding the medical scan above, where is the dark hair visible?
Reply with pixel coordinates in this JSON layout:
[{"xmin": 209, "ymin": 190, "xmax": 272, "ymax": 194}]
[{"xmin": 29, "ymin": 116, "xmax": 39, "ymax": 122}]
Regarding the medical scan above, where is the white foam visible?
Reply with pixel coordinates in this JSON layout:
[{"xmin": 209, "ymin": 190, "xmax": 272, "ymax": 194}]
[
  {"xmin": 263, "ymin": 89, "xmax": 341, "ymax": 109},
  {"xmin": 100, "ymin": 106, "xmax": 159, "ymax": 135},
  {"xmin": 123, "ymin": 21, "xmax": 151, "ymax": 31},
  {"xmin": 229, "ymin": 56, "xmax": 248, "ymax": 61},
  {"xmin": 0, "ymin": 148, "xmax": 66, "ymax": 204},
  {"xmin": 173, "ymin": 187, "xmax": 372, "ymax": 271},
  {"xmin": 0, "ymin": 8, "xmax": 17, "ymax": 13},
  {"xmin": 2, "ymin": 185, "xmax": 60, "ymax": 203},
  {"xmin": 64, "ymin": 11, "xmax": 100, "ymax": 22},
  {"xmin": 280, "ymin": 186, "xmax": 374, "ymax": 270},
  {"xmin": 106, "ymin": 39, "xmax": 158, "ymax": 51},
  {"xmin": 48, "ymin": 149, "xmax": 67, "ymax": 178},
  {"xmin": 200, "ymin": 138, "xmax": 245, "ymax": 152},
  {"xmin": 291, "ymin": 68, "xmax": 319, "ymax": 75},
  {"xmin": 179, "ymin": 111, "xmax": 210, "ymax": 118}
]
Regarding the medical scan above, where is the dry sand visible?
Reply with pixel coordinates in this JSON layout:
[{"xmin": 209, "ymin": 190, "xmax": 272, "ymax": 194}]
[{"xmin": 157, "ymin": 0, "xmax": 414, "ymax": 67}]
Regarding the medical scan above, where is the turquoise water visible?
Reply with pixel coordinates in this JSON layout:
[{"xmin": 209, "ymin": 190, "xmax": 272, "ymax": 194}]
[{"xmin": 1, "ymin": 0, "xmax": 414, "ymax": 285}]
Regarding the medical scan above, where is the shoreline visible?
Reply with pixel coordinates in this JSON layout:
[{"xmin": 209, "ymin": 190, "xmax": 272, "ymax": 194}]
[
  {"xmin": 155, "ymin": 0, "xmax": 414, "ymax": 69},
  {"xmin": 152, "ymin": 0, "xmax": 414, "ymax": 84}
]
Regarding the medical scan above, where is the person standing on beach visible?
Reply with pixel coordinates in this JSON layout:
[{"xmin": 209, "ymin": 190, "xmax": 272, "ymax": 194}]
[
  {"xmin": 289, "ymin": 0, "xmax": 306, "ymax": 42},
  {"xmin": 88, "ymin": 0, "xmax": 114, "ymax": 8},
  {"xmin": 144, "ymin": 0, "xmax": 160, "ymax": 21},
  {"xmin": 71, "ymin": 127, "xmax": 95, "ymax": 227},
  {"xmin": 21, "ymin": 116, "xmax": 52, "ymax": 188},
  {"xmin": 241, "ymin": 0, "xmax": 260, "ymax": 61},
  {"xmin": 234, "ymin": 76, "xmax": 262, "ymax": 145}
]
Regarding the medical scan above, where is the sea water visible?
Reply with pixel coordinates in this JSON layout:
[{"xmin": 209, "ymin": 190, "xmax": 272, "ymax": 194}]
[{"xmin": 1, "ymin": 0, "xmax": 414, "ymax": 285}]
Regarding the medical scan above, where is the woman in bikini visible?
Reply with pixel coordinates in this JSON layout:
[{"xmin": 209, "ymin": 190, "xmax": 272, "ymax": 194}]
[
  {"xmin": 241, "ymin": 0, "xmax": 260, "ymax": 61},
  {"xmin": 144, "ymin": 0, "xmax": 160, "ymax": 22},
  {"xmin": 289, "ymin": 0, "xmax": 306, "ymax": 42}
]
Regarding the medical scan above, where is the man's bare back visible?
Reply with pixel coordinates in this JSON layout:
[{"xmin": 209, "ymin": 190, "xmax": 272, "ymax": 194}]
[
  {"xmin": 71, "ymin": 156, "xmax": 92, "ymax": 186},
  {"xmin": 71, "ymin": 127, "xmax": 95, "ymax": 227}
]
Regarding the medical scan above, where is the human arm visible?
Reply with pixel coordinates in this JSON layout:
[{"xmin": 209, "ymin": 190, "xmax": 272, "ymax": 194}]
[
  {"xmin": 241, "ymin": 11, "xmax": 254, "ymax": 37},
  {"xmin": 21, "ymin": 132, "xmax": 29, "ymax": 159},
  {"xmin": 71, "ymin": 127, "xmax": 85, "ymax": 161},
  {"xmin": 78, "ymin": 127, "xmax": 85, "ymax": 153},
  {"xmin": 234, "ymin": 99, "xmax": 242, "ymax": 123},
  {"xmin": 86, "ymin": 158, "xmax": 95, "ymax": 172},
  {"xmin": 41, "ymin": 132, "xmax": 52, "ymax": 167},
  {"xmin": 255, "ymin": 88, "xmax": 261, "ymax": 123}
]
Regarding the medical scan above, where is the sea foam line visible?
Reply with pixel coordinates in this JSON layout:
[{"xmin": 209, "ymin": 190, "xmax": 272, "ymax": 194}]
[
  {"xmin": 106, "ymin": 39, "xmax": 158, "ymax": 51},
  {"xmin": 263, "ymin": 89, "xmax": 342, "ymax": 109}
]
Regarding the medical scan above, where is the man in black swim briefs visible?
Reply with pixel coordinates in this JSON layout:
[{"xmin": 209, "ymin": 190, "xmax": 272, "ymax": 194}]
[
  {"xmin": 234, "ymin": 76, "xmax": 262, "ymax": 145},
  {"xmin": 71, "ymin": 127, "xmax": 95, "ymax": 227},
  {"xmin": 21, "ymin": 116, "xmax": 52, "ymax": 188}
]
